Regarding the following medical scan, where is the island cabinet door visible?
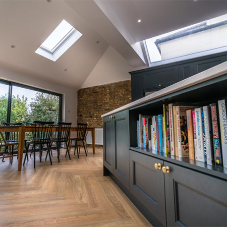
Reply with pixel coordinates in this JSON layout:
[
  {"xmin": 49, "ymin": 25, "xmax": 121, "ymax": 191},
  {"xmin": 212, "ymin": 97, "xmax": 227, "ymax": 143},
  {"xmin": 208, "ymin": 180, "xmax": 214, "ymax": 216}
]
[
  {"xmin": 113, "ymin": 110, "xmax": 130, "ymax": 189},
  {"xmin": 130, "ymin": 151, "xmax": 166, "ymax": 227},
  {"xmin": 103, "ymin": 116, "xmax": 114, "ymax": 173},
  {"xmin": 164, "ymin": 162, "xmax": 227, "ymax": 227}
]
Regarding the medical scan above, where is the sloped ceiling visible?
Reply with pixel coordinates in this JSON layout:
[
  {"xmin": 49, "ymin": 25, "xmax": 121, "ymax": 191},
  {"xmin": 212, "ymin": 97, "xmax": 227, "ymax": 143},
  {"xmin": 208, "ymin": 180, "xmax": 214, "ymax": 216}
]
[{"xmin": 0, "ymin": 0, "xmax": 227, "ymax": 89}]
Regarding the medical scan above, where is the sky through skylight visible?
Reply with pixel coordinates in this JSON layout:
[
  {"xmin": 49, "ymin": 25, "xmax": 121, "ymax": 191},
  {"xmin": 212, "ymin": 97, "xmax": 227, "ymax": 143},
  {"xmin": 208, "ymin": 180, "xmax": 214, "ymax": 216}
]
[{"xmin": 41, "ymin": 20, "xmax": 74, "ymax": 52}]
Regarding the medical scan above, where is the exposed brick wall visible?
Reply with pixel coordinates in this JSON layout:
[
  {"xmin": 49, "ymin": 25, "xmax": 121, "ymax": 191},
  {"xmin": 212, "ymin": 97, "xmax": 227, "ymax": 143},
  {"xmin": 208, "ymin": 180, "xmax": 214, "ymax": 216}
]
[{"xmin": 77, "ymin": 80, "xmax": 131, "ymax": 128}]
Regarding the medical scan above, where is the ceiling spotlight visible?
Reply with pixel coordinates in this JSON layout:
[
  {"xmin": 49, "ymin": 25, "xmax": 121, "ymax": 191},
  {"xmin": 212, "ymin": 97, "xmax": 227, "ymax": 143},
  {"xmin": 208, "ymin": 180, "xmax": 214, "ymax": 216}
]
[
  {"xmin": 64, "ymin": 69, "xmax": 67, "ymax": 71},
  {"xmin": 96, "ymin": 41, "xmax": 100, "ymax": 44},
  {"xmin": 138, "ymin": 19, "xmax": 141, "ymax": 23},
  {"xmin": 47, "ymin": 0, "xmax": 51, "ymax": 2},
  {"xmin": 11, "ymin": 45, "xmax": 15, "ymax": 48}
]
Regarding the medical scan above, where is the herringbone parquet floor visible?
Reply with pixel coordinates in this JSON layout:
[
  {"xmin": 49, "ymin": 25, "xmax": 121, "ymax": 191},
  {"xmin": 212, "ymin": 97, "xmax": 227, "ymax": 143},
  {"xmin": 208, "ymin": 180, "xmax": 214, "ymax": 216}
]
[{"xmin": 0, "ymin": 147, "xmax": 152, "ymax": 227}]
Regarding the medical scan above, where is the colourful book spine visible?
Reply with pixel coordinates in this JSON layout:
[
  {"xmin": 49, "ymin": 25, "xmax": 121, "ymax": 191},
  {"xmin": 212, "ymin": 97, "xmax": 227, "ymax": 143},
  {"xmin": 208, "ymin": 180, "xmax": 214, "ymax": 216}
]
[
  {"xmin": 173, "ymin": 106, "xmax": 178, "ymax": 156},
  {"xmin": 158, "ymin": 114, "xmax": 163, "ymax": 152},
  {"xmin": 137, "ymin": 120, "xmax": 140, "ymax": 147},
  {"xmin": 139, "ymin": 114, "xmax": 143, "ymax": 148},
  {"xmin": 195, "ymin": 108, "xmax": 205, "ymax": 162},
  {"xmin": 142, "ymin": 117, "xmax": 146, "ymax": 149},
  {"xmin": 152, "ymin": 116, "xmax": 156, "ymax": 151},
  {"xmin": 192, "ymin": 110, "xmax": 198, "ymax": 160},
  {"xmin": 150, "ymin": 124, "xmax": 153, "ymax": 150},
  {"xmin": 176, "ymin": 106, "xmax": 182, "ymax": 157},
  {"xmin": 163, "ymin": 104, "xmax": 167, "ymax": 154},
  {"xmin": 218, "ymin": 100, "xmax": 227, "ymax": 168},
  {"xmin": 166, "ymin": 111, "xmax": 170, "ymax": 154},
  {"xmin": 203, "ymin": 106, "xmax": 213, "ymax": 165},
  {"xmin": 210, "ymin": 103, "xmax": 222, "ymax": 166},
  {"xmin": 154, "ymin": 116, "xmax": 157, "ymax": 153},
  {"xmin": 186, "ymin": 110, "xmax": 194, "ymax": 160},
  {"xmin": 201, "ymin": 108, "xmax": 207, "ymax": 163},
  {"xmin": 156, "ymin": 116, "xmax": 159, "ymax": 152},
  {"xmin": 169, "ymin": 104, "xmax": 175, "ymax": 156}
]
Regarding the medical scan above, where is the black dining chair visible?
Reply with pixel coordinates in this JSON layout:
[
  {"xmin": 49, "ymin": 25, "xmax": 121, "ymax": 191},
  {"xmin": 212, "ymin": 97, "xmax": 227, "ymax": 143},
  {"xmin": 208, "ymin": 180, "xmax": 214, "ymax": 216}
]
[
  {"xmin": 70, "ymin": 123, "xmax": 88, "ymax": 158},
  {"xmin": 2, "ymin": 122, "xmax": 22, "ymax": 163},
  {"xmin": 50, "ymin": 122, "xmax": 72, "ymax": 161},
  {"xmin": 23, "ymin": 121, "xmax": 54, "ymax": 168}
]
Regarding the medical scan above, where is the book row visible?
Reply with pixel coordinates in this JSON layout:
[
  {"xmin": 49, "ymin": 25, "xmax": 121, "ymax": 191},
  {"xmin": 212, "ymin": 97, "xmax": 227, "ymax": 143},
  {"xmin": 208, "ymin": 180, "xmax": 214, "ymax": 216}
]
[{"xmin": 136, "ymin": 100, "xmax": 227, "ymax": 168}]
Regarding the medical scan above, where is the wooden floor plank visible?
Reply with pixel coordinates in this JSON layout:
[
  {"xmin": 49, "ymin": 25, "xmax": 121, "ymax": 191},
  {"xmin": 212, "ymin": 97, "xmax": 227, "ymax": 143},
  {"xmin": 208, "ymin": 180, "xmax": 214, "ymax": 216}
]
[{"xmin": 0, "ymin": 147, "xmax": 152, "ymax": 227}]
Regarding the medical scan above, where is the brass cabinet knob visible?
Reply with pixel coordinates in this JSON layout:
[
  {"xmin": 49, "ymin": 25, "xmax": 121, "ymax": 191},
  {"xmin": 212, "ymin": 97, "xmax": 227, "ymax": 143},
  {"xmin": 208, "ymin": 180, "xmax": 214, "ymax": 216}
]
[
  {"xmin": 111, "ymin": 116, "xmax": 115, "ymax": 119},
  {"xmin": 162, "ymin": 166, "xmax": 170, "ymax": 173},
  {"xmin": 159, "ymin": 84, "xmax": 161, "ymax": 87},
  {"xmin": 154, "ymin": 163, "xmax": 162, "ymax": 169}
]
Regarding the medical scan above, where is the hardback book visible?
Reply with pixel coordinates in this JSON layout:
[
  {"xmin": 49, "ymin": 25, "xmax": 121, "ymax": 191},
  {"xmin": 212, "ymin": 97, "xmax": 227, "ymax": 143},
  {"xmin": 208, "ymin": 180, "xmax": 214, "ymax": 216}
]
[
  {"xmin": 137, "ymin": 120, "xmax": 140, "ymax": 147},
  {"xmin": 142, "ymin": 117, "xmax": 146, "ymax": 149},
  {"xmin": 166, "ymin": 110, "xmax": 170, "ymax": 154},
  {"xmin": 169, "ymin": 103, "xmax": 175, "ymax": 156},
  {"xmin": 173, "ymin": 106, "xmax": 178, "ymax": 156},
  {"xmin": 186, "ymin": 110, "xmax": 194, "ymax": 160},
  {"xmin": 150, "ymin": 124, "xmax": 153, "ymax": 150},
  {"xmin": 152, "ymin": 116, "xmax": 156, "ymax": 152},
  {"xmin": 158, "ymin": 114, "xmax": 163, "ymax": 152},
  {"xmin": 176, "ymin": 106, "xmax": 190, "ymax": 157},
  {"xmin": 163, "ymin": 104, "xmax": 167, "ymax": 154},
  {"xmin": 192, "ymin": 110, "xmax": 198, "ymax": 160},
  {"xmin": 139, "ymin": 114, "xmax": 143, "ymax": 148},
  {"xmin": 218, "ymin": 100, "xmax": 227, "ymax": 168},
  {"xmin": 210, "ymin": 103, "xmax": 222, "ymax": 166},
  {"xmin": 156, "ymin": 116, "xmax": 159, "ymax": 152},
  {"xmin": 195, "ymin": 108, "xmax": 205, "ymax": 162},
  {"xmin": 201, "ymin": 108, "xmax": 207, "ymax": 162},
  {"xmin": 203, "ymin": 106, "xmax": 213, "ymax": 165},
  {"xmin": 142, "ymin": 117, "xmax": 151, "ymax": 149}
]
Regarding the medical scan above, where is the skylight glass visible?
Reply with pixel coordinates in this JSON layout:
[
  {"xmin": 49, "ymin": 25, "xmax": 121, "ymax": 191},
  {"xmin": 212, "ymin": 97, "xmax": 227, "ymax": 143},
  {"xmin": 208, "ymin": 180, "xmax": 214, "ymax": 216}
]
[
  {"xmin": 35, "ymin": 19, "xmax": 82, "ymax": 62},
  {"xmin": 41, "ymin": 20, "xmax": 75, "ymax": 53},
  {"xmin": 144, "ymin": 14, "xmax": 227, "ymax": 65}
]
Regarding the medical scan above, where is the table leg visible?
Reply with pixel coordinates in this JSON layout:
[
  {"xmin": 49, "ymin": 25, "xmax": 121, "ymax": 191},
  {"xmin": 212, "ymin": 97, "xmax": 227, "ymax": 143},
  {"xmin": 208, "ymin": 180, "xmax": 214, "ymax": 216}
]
[
  {"xmin": 18, "ymin": 126, "xmax": 25, "ymax": 171},
  {"xmin": 92, "ymin": 128, "xmax": 95, "ymax": 154}
]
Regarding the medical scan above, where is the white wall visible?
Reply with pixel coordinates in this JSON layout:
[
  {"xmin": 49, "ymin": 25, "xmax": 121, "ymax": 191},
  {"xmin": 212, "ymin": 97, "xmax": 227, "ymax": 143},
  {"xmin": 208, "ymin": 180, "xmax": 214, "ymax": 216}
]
[
  {"xmin": 81, "ymin": 46, "xmax": 134, "ymax": 88},
  {"xmin": 0, "ymin": 66, "xmax": 77, "ymax": 126}
]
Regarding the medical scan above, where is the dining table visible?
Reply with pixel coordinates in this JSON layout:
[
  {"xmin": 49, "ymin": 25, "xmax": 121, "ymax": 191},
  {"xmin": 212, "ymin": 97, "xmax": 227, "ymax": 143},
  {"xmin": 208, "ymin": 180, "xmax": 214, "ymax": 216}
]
[{"xmin": 0, "ymin": 125, "xmax": 95, "ymax": 171}]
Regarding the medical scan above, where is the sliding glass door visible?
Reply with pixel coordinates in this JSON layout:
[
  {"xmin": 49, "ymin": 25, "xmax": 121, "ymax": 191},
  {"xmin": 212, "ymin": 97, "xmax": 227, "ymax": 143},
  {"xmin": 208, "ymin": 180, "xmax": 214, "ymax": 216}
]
[
  {"xmin": 0, "ymin": 79, "xmax": 62, "ymax": 125},
  {"xmin": 11, "ymin": 86, "xmax": 60, "ymax": 124},
  {"xmin": 0, "ymin": 82, "xmax": 9, "ymax": 125}
]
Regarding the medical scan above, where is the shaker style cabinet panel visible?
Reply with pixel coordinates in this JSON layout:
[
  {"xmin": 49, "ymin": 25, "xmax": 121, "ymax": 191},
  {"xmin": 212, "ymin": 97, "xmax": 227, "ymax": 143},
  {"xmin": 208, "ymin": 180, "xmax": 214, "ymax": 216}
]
[
  {"xmin": 103, "ymin": 110, "xmax": 130, "ymax": 189},
  {"xmin": 144, "ymin": 66, "xmax": 179, "ymax": 92},
  {"xmin": 114, "ymin": 110, "xmax": 130, "ymax": 189},
  {"xmin": 103, "ymin": 117, "xmax": 114, "ymax": 173},
  {"xmin": 131, "ymin": 74, "xmax": 144, "ymax": 101},
  {"xmin": 130, "ymin": 151, "xmax": 166, "ymax": 227},
  {"xmin": 193, "ymin": 55, "xmax": 226, "ymax": 74},
  {"xmin": 164, "ymin": 162, "xmax": 227, "ymax": 227},
  {"xmin": 179, "ymin": 63, "xmax": 194, "ymax": 80}
]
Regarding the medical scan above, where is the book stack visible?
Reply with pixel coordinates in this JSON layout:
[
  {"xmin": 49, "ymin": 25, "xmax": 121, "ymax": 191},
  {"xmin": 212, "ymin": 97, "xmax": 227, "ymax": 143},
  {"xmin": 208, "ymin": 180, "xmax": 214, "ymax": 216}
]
[{"xmin": 136, "ymin": 100, "xmax": 227, "ymax": 168}]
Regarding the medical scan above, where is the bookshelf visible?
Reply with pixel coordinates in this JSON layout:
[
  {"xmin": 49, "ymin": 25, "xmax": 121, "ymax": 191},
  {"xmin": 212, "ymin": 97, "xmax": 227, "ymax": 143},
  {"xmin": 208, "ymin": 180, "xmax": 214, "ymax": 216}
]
[{"xmin": 102, "ymin": 67, "xmax": 227, "ymax": 226}]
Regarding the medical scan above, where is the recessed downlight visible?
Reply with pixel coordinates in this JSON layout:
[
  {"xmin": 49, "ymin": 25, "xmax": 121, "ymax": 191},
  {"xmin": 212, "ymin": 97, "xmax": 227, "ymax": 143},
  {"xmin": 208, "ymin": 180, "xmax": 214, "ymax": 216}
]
[
  {"xmin": 64, "ymin": 69, "xmax": 67, "ymax": 71},
  {"xmin": 138, "ymin": 19, "xmax": 141, "ymax": 23},
  {"xmin": 96, "ymin": 41, "xmax": 100, "ymax": 44},
  {"xmin": 11, "ymin": 45, "xmax": 15, "ymax": 48}
]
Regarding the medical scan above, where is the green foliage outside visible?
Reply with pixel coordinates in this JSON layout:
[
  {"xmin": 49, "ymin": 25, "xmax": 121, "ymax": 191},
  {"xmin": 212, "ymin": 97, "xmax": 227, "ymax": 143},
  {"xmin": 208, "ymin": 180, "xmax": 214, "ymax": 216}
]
[{"xmin": 0, "ymin": 92, "xmax": 59, "ymax": 125}]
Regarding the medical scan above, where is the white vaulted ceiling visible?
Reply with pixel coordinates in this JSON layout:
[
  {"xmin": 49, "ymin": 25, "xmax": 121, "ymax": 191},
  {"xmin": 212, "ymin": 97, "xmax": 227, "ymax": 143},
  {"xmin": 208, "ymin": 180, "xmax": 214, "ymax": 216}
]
[{"xmin": 0, "ymin": 0, "xmax": 226, "ymax": 89}]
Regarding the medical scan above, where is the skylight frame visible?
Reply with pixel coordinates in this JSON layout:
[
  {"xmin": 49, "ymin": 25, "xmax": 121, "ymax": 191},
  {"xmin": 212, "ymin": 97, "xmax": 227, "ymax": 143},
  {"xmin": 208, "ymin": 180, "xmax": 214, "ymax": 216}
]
[
  {"xmin": 35, "ymin": 19, "xmax": 82, "ymax": 62},
  {"xmin": 40, "ymin": 27, "xmax": 76, "ymax": 54}
]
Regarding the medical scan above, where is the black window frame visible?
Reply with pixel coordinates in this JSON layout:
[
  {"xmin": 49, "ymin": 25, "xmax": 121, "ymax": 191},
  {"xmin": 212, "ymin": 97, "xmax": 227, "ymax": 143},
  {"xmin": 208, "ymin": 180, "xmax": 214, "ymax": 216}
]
[{"xmin": 0, "ymin": 78, "xmax": 62, "ymax": 124}]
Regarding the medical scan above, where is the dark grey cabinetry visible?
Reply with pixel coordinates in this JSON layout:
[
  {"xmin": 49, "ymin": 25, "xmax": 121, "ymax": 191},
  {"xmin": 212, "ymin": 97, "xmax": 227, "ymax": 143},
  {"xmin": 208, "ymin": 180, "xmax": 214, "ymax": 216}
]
[
  {"xmin": 103, "ymin": 110, "xmax": 130, "ymax": 189},
  {"xmin": 103, "ymin": 116, "xmax": 114, "ymax": 173},
  {"xmin": 130, "ymin": 151, "xmax": 166, "ymax": 227},
  {"xmin": 131, "ymin": 52, "xmax": 227, "ymax": 101},
  {"xmin": 165, "ymin": 162, "xmax": 227, "ymax": 227},
  {"xmin": 193, "ymin": 55, "xmax": 226, "ymax": 74},
  {"xmin": 144, "ymin": 66, "xmax": 179, "ymax": 92}
]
